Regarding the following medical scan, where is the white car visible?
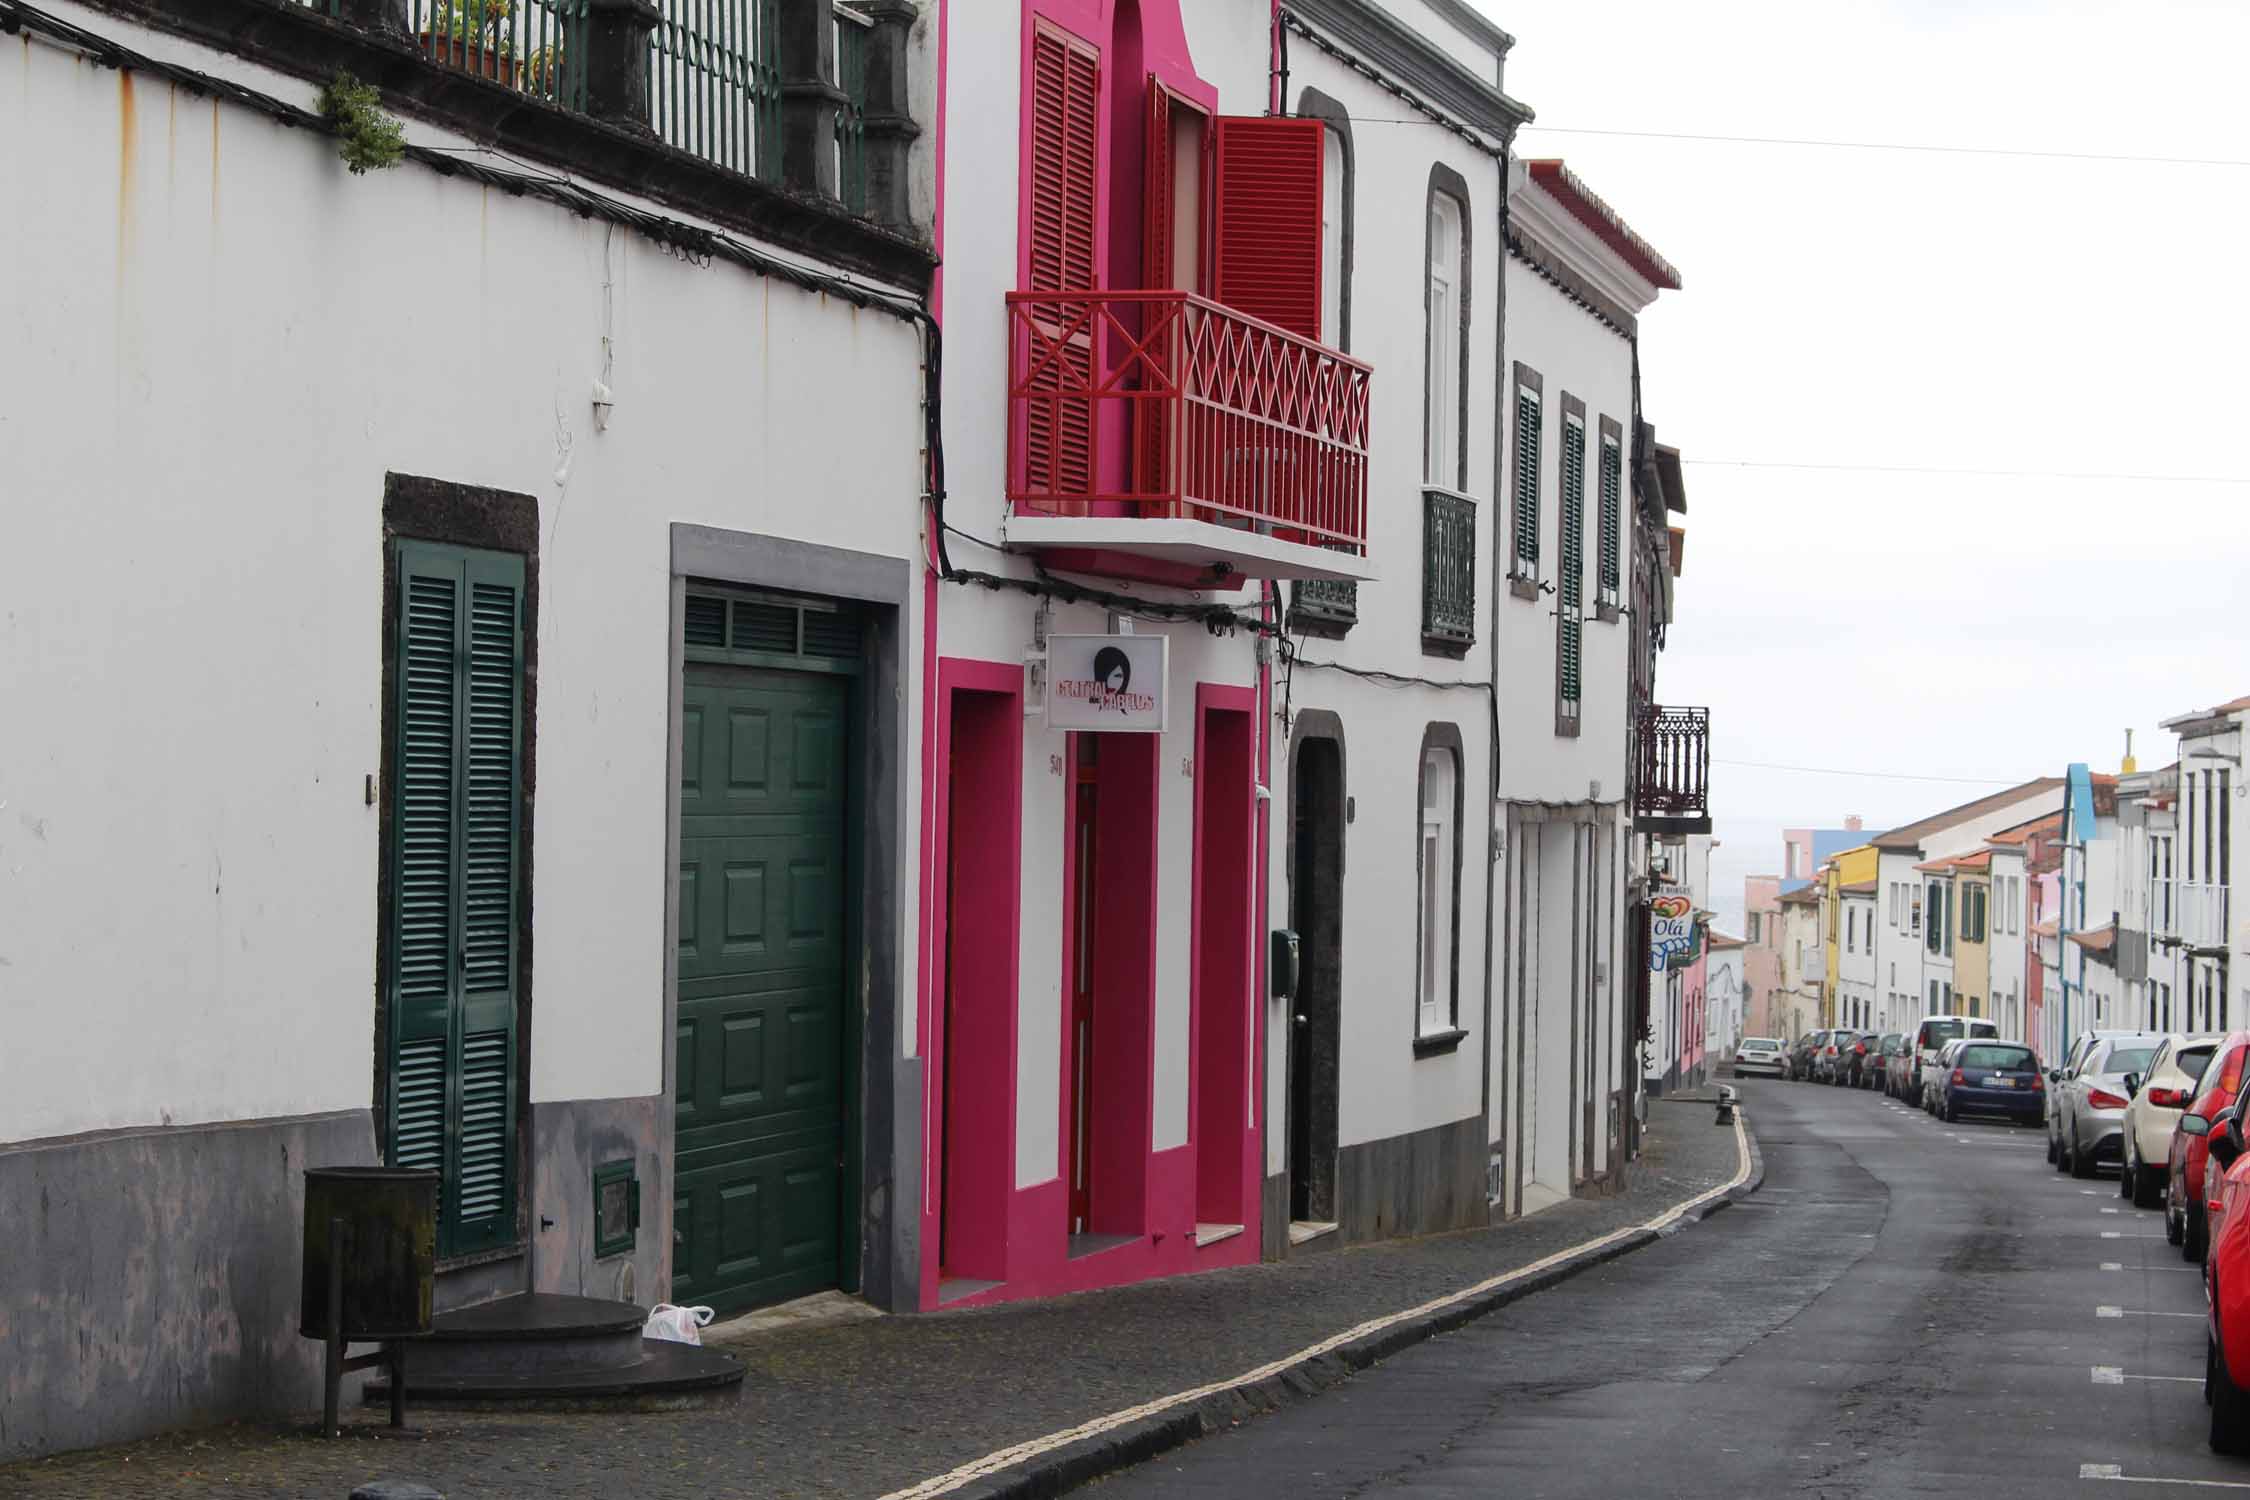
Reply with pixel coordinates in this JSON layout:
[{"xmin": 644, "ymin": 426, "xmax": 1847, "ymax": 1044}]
[
  {"xmin": 2120, "ymin": 1033, "xmax": 2224, "ymax": 1208},
  {"xmin": 1734, "ymin": 1037, "xmax": 1788, "ymax": 1077}
]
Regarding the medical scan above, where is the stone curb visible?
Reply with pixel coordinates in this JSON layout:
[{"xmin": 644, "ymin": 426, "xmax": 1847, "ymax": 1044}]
[{"xmin": 950, "ymin": 1113, "xmax": 1767, "ymax": 1500}]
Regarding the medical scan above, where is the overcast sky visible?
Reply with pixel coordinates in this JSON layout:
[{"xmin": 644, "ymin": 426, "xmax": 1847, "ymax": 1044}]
[{"xmin": 1474, "ymin": 0, "xmax": 2250, "ymax": 931}]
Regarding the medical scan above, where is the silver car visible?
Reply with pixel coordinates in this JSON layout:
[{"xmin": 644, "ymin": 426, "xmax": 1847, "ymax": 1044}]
[
  {"xmin": 2051, "ymin": 1033, "xmax": 2167, "ymax": 1179},
  {"xmin": 1733, "ymin": 1036, "xmax": 1787, "ymax": 1077}
]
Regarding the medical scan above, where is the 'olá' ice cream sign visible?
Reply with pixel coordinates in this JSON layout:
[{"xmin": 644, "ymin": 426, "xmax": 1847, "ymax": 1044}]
[{"xmin": 1649, "ymin": 889, "xmax": 1702, "ymax": 973}]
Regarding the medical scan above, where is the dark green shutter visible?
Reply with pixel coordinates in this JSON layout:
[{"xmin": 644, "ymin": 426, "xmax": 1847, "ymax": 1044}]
[
  {"xmin": 388, "ymin": 541, "xmax": 524, "ymax": 1259},
  {"xmin": 1598, "ymin": 437, "xmax": 1622, "ymax": 598},
  {"xmin": 1514, "ymin": 390, "xmax": 1541, "ymax": 569},
  {"xmin": 1559, "ymin": 420, "xmax": 1585, "ymax": 702}
]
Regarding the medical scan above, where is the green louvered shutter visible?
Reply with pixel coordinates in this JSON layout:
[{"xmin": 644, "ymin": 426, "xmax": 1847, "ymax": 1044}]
[
  {"xmin": 1559, "ymin": 420, "xmax": 1585, "ymax": 703},
  {"xmin": 388, "ymin": 541, "xmax": 524, "ymax": 1259},
  {"xmin": 1598, "ymin": 435, "xmax": 1622, "ymax": 601},
  {"xmin": 1514, "ymin": 390, "xmax": 1541, "ymax": 570}
]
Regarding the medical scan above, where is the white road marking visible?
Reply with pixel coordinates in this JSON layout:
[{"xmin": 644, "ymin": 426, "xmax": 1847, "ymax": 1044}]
[
  {"xmin": 2102, "ymin": 1262, "xmax": 2124, "ymax": 1271},
  {"xmin": 2100, "ymin": 1232, "xmax": 2166, "ymax": 1239},
  {"xmin": 882, "ymin": 1118, "xmax": 1756, "ymax": 1499},
  {"xmin": 2100, "ymin": 1306, "xmax": 2201, "ymax": 1319},
  {"xmin": 2092, "ymin": 1366, "xmax": 2200, "ymax": 1385},
  {"xmin": 2101, "ymin": 1208, "xmax": 2122, "ymax": 1215},
  {"xmin": 2100, "ymin": 1305, "xmax": 2123, "ymax": 1317},
  {"xmin": 2081, "ymin": 1464, "xmax": 2250, "ymax": 1488}
]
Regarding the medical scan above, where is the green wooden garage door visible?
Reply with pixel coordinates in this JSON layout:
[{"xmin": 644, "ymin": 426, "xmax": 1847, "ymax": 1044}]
[{"xmin": 674, "ymin": 660, "xmax": 851, "ymax": 1315}]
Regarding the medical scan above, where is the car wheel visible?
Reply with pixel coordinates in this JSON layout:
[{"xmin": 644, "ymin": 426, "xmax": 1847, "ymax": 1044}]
[
  {"xmin": 1940, "ymin": 1097, "xmax": 1955, "ymax": 1123},
  {"xmin": 2135, "ymin": 1163, "xmax": 2165, "ymax": 1210},
  {"xmin": 2214, "ymin": 1321, "xmax": 2250, "ymax": 1454},
  {"xmin": 2171, "ymin": 1196, "xmax": 2189, "ymax": 1245},
  {"xmin": 2121, "ymin": 1144, "xmax": 2137, "ymax": 1199},
  {"xmin": 2070, "ymin": 1135, "xmax": 2095, "ymax": 1179},
  {"xmin": 2047, "ymin": 1131, "xmax": 2059, "ymax": 1165},
  {"xmin": 2189, "ymin": 1199, "xmax": 2210, "ymax": 1263}
]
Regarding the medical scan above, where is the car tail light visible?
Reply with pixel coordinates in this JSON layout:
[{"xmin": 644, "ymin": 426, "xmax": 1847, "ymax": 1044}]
[
  {"xmin": 1952, "ymin": 1068, "xmax": 1966, "ymax": 1085},
  {"xmin": 2031, "ymin": 1072, "xmax": 2045, "ymax": 1090},
  {"xmin": 2149, "ymin": 1086, "xmax": 2186, "ymax": 1108},
  {"xmin": 2088, "ymin": 1088, "xmax": 2129, "ymax": 1110}
]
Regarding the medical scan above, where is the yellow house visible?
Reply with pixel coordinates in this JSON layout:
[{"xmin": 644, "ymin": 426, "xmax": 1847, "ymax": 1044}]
[
  {"xmin": 1952, "ymin": 851, "xmax": 1993, "ymax": 1019},
  {"xmin": 1819, "ymin": 844, "xmax": 1880, "ymax": 1027}
]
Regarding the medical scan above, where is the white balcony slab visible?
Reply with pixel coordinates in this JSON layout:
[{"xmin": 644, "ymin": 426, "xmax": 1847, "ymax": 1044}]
[{"xmin": 1002, "ymin": 514, "xmax": 1379, "ymax": 582}]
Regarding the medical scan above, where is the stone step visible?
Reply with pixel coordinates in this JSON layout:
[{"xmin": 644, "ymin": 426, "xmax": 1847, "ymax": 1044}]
[{"xmin": 361, "ymin": 1292, "xmax": 747, "ymax": 1410}]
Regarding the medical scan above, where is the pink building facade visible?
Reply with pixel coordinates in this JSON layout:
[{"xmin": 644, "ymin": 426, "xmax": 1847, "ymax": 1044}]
[{"xmin": 1743, "ymin": 875, "xmax": 1784, "ymax": 1037}]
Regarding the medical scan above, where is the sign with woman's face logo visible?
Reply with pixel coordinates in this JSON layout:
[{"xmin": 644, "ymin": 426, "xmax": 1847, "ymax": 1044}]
[{"xmin": 1046, "ymin": 634, "xmax": 1168, "ymax": 732}]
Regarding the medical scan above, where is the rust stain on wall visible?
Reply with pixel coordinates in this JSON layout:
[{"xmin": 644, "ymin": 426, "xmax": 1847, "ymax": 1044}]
[{"xmin": 115, "ymin": 70, "xmax": 135, "ymax": 287}]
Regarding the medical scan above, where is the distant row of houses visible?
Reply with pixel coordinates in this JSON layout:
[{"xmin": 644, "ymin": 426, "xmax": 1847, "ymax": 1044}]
[{"xmin": 1740, "ymin": 694, "xmax": 2249, "ymax": 1064}]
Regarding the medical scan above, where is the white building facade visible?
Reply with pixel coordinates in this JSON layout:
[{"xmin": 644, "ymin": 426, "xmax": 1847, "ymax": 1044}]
[
  {"xmin": 2163, "ymin": 697, "xmax": 2247, "ymax": 1032},
  {"xmin": 3, "ymin": 0, "xmax": 936, "ymax": 1459}
]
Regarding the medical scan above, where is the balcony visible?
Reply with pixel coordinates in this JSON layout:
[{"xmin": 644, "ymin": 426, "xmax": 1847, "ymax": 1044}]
[
  {"xmin": 1634, "ymin": 705, "xmax": 1711, "ymax": 836},
  {"xmin": 2181, "ymin": 882, "xmax": 2232, "ymax": 952},
  {"xmin": 1005, "ymin": 291, "xmax": 1376, "ymax": 584}
]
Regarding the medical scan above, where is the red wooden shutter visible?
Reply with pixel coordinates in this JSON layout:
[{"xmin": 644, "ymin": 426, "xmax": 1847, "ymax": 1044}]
[
  {"xmin": 1024, "ymin": 26, "xmax": 1101, "ymax": 503},
  {"xmin": 1143, "ymin": 83, "xmax": 1173, "ymax": 292},
  {"xmin": 1210, "ymin": 115, "xmax": 1325, "ymax": 341}
]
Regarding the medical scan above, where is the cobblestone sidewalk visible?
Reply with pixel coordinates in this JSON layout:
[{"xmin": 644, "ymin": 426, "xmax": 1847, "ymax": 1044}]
[{"xmin": 3, "ymin": 1101, "xmax": 1748, "ymax": 1500}]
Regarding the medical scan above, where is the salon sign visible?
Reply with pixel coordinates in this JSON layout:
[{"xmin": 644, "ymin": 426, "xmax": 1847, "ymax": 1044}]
[
  {"xmin": 1649, "ymin": 888, "xmax": 1702, "ymax": 974},
  {"xmin": 1046, "ymin": 634, "xmax": 1169, "ymax": 732}
]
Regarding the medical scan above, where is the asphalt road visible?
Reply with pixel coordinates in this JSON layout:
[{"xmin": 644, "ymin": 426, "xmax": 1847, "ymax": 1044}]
[{"xmin": 1096, "ymin": 1077, "xmax": 2246, "ymax": 1499}]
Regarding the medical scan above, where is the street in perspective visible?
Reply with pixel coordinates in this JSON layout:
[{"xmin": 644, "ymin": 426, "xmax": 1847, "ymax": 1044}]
[{"xmin": 4, "ymin": 0, "xmax": 2247, "ymax": 1495}]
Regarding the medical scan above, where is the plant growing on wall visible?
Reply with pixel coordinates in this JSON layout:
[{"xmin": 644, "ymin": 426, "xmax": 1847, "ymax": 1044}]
[{"xmin": 319, "ymin": 73, "xmax": 406, "ymax": 175}]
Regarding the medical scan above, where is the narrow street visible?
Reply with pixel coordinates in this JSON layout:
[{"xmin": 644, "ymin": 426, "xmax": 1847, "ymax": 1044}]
[{"xmin": 1101, "ymin": 1082, "xmax": 2233, "ymax": 1500}]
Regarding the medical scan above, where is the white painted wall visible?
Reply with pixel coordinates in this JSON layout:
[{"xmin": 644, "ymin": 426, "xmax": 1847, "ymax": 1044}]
[
  {"xmin": 1706, "ymin": 946, "xmax": 1744, "ymax": 1057},
  {"xmin": 0, "ymin": 14, "xmax": 926, "ymax": 1141},
  {"xmin": 1838, "ymin": 891, "xmax": 1876, "ymax": 1029},
  {"xmin": 1988, "ymin": 847, "xmax": 2029, "ymax": 1040}
]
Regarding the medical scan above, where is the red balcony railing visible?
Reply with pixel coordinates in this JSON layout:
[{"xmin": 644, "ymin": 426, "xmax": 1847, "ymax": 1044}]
[
  {"xmin": 1635, "ymin": 706, "xmax": 1711, "ymax": 825},
  {"xmin": 1005, "ymin": 290, "xmax": 1373, "ymax": 554}
]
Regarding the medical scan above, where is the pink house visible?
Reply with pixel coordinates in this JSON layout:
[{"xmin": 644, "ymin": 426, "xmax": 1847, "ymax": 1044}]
[{"xmin": 1743, "ymin": 875, "xmax": 1784, "ymax": 1038}]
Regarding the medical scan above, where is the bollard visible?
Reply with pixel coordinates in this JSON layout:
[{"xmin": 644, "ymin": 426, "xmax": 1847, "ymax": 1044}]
[{"xmin": 1714, "ymin": 1086, "xmax": 1738, "ymax": 1126}]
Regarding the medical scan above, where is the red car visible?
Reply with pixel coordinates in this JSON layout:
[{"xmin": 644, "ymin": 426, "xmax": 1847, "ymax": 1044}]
[
  {"xmin": 2172, "ymin": 1033, "xmax": 2250, "ymax": 1260},
  {"xmin": 2198, "ymin": 1100, "xmax": 2250, "ymax": 1450}
]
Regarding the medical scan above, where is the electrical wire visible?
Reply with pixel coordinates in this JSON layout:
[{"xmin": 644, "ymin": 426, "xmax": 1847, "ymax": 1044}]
[
  {"xmin": 1681, "ymin": 459, "xmax": 2250, "ymax": 486},
  {"xmin": 1713, "ymin": 759, "xmax": 2024, "ymax": 786},
  {"xmin": 1514, "ymin": 124, "xmax": 2250, "ymax": 171}
]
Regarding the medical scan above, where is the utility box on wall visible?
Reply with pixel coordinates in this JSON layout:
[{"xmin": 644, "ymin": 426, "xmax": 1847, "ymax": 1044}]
[{"xmin": 593, "ymin": 1160, "xmax": 641, "ymax": 1260}]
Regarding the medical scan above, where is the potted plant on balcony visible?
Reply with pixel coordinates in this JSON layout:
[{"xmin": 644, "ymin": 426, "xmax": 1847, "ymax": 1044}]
[{"xmin": 420, "ymin": 0, "xmax": 517, "ymax": 87}]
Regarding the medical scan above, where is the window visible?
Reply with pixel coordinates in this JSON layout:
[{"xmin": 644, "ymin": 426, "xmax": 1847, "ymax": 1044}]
[
  {"xmin": 1748, "ymin": 912, "xmax": 1762, "ymax": 944},
  {"xmin": 1417, "ymin": 739, "xmax": 1461, "ymax": 1041},
  {"xmin": 1509, "ymin": 364, "xmax": 1542, "ymax": 583},
  {"xmin": 1421, "ymin": 488, "xmax": 1476, "ymax": 653},
  {"xmin": 1964, "ymin": 884, "xmax": 1986, "ymax": 944},
  {"xmin": 1424, "ymin": 190, "xmax": 1464, "ymax": 486},
  {"xmin": 1926, "ymin": 881, "xmax": 1942, "ymax": 954},
  {"xmin": 1929, "ymin": 979, "xmax": 1940, "ymax": 1015},
  {"xmin": 386, "ymin": 538, "xmax": 527, "ymax": 1260},
  {"xmin": 1319, "ymin": 119, "xmax": 1348, "ymax": 347},
  {"xmin": 2224, "ymin": 770, "xmax": 2234, "ymax": 886},
  {"xmin": 1022, "ymin": 23, "xmax": 1102, "ymax": 495},
  {"xmin": 1555, "ymin": 397, "xmax": 1587, "ymax": 733},
  {"xmin": 1597, "ymin": 420, "xmax": 1623, "ymax": 612},
  {"xmin": 1911, "ymin": 892, "xmax": 1922, "ymax": 935}
]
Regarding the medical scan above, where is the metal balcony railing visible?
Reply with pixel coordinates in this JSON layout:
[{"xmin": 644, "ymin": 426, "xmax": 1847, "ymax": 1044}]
[
  {"xmin": 1005, "ymin": 290, "xmax": 1374, "ymax": 554},
  {"xmin": 2181, "ymin": 882, "xmax": 2232, "ymax": 951},
  {"xmin": 1634, "ymin": 705, "xmax": 1710, "ymax": 825}
]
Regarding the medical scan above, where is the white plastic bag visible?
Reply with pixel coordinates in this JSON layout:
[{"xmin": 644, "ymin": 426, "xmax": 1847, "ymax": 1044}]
[{"xmin": 643, "ymin": 1303, "xmax": 715, "ymax": 1345}]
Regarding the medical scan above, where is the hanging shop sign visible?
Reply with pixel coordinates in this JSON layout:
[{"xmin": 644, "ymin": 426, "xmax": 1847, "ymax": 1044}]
[
  {"xmin": 1045, "ymin": 633, "xmax": 1169, "ymax": 733},
  {"xmin": 1649, "ymin": 888, "xmax": 1703, "ymax": 973}
]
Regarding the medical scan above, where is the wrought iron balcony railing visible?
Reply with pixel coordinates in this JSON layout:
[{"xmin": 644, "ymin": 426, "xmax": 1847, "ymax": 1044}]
[
  {"xmin": 1421, "ymin": 488, "xmax": 1476, "ymax": 650},
  {"xmin": 1635, "ymin": 705, "xmax": 1710, "ymax": 832},
  {"xmin": 1005, "ymin": 290, "xmax": 1374, "ymax": 556}
]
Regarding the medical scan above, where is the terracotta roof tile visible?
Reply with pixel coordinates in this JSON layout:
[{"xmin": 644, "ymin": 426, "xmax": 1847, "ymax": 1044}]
[
  {"xmin": 1523, "ymin": 160, "xmax": 1684, "ymax": 290},
  {"xmin": 1840, "ymin": 880, "xmax": 1878, "ymax": 895},
  {"xmin": 1872, "ymin": 777, "xmax": 2066, "ymax": 851},
  {"xmin": 1988, "ymin": 811, "xmax": 2063, "ymax": 847}
]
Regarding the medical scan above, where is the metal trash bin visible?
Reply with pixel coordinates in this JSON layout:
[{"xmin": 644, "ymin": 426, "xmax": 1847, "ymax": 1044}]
[{"xmin": 300, "ymin": 1166, "xmax": 438, "ymax": 1434}]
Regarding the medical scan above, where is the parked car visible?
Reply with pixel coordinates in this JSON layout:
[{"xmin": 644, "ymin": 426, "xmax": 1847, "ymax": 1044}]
[
  {"xmin": 1866, "ymin": 1033, "xmax": 1903, "ymax": 1090},
  {"xmin": 1733, "ymin": 1036, "xmax": 1788, "ymax": 1077},
  {"xmin": 1904, "ymin": 1015, "xmax": 2000, "ymax": 1106},
  {"xmin": 1885, "ymin": 1033, "xmax": 1918, "ymax": 1098},
  {"xmin": 1934, "ymin": 1040, "xmax": 2044, "ymax": 1124},
  {"xmin": 1922, "ymin": 1039, "xmax": 1970, "ymax": 1113},
  {"xmin": 1788, "ymin": 1031, "xmax": 1832, "ymax": 1082},
  {"xmin": 1816, "ymin": 1030, "xmax": 1870, "ymax": 1085},
  {"xmin": 2172, "ymin": 1033, "xmax": 2250, "ymax": 1258},
  {"xmin": 2196, "ymin": 1098, "xmax": 2250, "ymax": 1452},
  {"xmin": 2047, "ymin": 1030, "xmax": 2148, "ymax": 1157},
  {"xmin": 2050, "ymin": 1033, "xmax": 2165, "ymax": 1179},
  {"xmin": 2119, "ymin": 1033, "xmax": 2222, "ymax": 1208},
  {"xmin": 1836, "ymin": 1032, "xmax": 1883, "ymax": 1088}
]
